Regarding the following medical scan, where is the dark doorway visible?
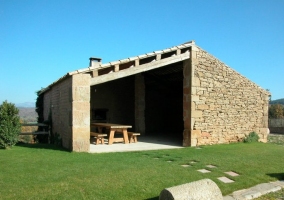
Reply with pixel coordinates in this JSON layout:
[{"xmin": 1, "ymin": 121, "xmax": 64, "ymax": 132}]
[{"xmin": 144, "ymin": 62, "xmax": 184, "ymax": 140}]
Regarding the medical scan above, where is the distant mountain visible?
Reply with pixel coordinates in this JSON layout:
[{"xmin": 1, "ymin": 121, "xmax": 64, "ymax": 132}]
[
  {"xmin": 16, "ymin": 102, "xmax": 35, "ymax": 108},
  {"xmin": 270, "ymin": 98, "xmax": 284, "ymax": 105},
  {"xmin": 18, "ymin": 107, "xmax": 37, "ymax": 123}
]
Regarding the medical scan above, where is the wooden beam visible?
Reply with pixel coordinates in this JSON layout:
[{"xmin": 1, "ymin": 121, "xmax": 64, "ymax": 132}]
[
  {"xmin": 114, "ymin": 64, "xmax": 119, "ymax": 72},
  {"xmin": 135, "ymin": 59, "xmax": 139, "ymax": 67},
  {"xmin": 156, "ymin": 54, "xmax": 161, "ymax": 61},
  {"xmin": 90, "ymin": 52, "xmax": 189, "ymax": 86}
]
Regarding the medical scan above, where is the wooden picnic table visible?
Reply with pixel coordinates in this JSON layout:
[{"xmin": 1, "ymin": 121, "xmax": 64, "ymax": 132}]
[{"xmin": 91, "ymin": 123, "xmax": 132, "ymax": 145}]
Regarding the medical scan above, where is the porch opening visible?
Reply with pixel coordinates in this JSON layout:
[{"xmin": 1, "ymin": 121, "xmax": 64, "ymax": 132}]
[{"xmin": 90, "ymin": 61, "xmax": 184, "ymax": 146}]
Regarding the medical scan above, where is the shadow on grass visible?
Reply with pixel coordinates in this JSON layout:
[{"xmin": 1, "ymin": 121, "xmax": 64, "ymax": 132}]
[
  {"xmin": 15, "ymin": 142, "xmax": 70, "ymax": 152},
  {"xmin": 145, "ymin": 197, "xmax": 159, "ymax": 200},
  {"xmin": 267, "ymin": 173, "xmax": 284, "ymax": 180}
]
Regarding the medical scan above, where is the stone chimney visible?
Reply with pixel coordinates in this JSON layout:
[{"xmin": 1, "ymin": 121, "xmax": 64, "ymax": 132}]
[{"xmin": 89, "ymin": 57, "xmax": 102, "ymax": 69}]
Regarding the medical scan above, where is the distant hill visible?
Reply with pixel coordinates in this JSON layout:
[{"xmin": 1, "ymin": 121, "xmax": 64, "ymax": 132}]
[
  {"xmin": 18, "ymin": 107, "xmax": 37, "ymax": 122},
  {"xmin": 16, "ymin": 102, "xmax": 35, "ymax": 108},
  {"xmin": 270, "ymin": 98, "xmax": 284, "ymax": 105}
]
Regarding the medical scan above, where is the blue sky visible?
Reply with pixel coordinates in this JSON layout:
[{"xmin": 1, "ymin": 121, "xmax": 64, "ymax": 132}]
[{"xmin": 0, "ymin": 0, "xmax": 283, "ymax": 105}]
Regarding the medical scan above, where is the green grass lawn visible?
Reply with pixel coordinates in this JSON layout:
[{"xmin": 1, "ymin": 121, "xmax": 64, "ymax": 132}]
[{"xmin": 0, "ymin": 142, "xmax": 283, "ymax": 200}]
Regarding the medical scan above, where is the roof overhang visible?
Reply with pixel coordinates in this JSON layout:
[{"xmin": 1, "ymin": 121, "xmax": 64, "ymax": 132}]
[{"xmin": 39, "ymin": 41, "xmax": 195, "ymax": 94}]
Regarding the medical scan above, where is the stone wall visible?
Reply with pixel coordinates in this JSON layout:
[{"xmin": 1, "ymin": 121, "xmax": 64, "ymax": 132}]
[
  {"xmin": 269, "ymin": 119, "xmax": 284, "ymax": 134},
  {"xmin": 190, "ymin": 46, "xmax": 270, "ymax": 146},
  {"xmin": 43, "ymin": 74, "xmax": 90, "ymax": 152},
  {"xmin": 43, "ymin": 76, "xmax": 73, "ymax": 150}
]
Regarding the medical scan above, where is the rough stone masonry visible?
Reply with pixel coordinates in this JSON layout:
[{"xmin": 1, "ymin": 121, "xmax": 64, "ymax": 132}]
[{"xmin": 188, "ymin": 46, "xmax": 270, "ymax": 146}]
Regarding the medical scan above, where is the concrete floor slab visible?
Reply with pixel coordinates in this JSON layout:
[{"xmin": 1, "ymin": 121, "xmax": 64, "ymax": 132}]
[
  {"xmin": 224, "ymin": 180, "xmax": 284, "ymax": 199},
  {"xmin": 89, "ymin": 136, "xmax": 183, "ymax": 153}
]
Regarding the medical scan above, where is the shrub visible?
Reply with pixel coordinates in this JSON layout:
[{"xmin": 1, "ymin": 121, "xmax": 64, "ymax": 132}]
[
  {"xmin": 243, "ymin": 132, "xmax": 260, "ymax": 143},
  {"xmin": 0, "ymin": 101, "xmax": 21, "ymax": 149}
]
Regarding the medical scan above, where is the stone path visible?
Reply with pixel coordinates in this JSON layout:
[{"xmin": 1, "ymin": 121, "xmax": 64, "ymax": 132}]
[
  {"xmin": 149, "ymin": 153, "xmax": 284, "ymax": 199},
  {"xmin": 224, "ymin": 180, "xmax": 284, "ymax": 200}
]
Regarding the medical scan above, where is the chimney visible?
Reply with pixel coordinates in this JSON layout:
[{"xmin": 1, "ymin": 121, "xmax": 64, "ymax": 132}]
[{"xmin": 89, "ymin": 57, "xmax": 102, "ymax": 69}]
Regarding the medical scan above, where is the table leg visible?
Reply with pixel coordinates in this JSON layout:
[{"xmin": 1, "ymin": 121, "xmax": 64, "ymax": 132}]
[
  {"xmin": 122, "ymin": 129, "xmax": 129, "ymax": 144},
  {"xmin": 108, "ymin": 129, "xmax": 115, "ymax": 145}
]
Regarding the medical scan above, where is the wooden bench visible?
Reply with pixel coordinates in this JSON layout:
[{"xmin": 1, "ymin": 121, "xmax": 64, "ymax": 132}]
[
  {"xmin": 90, "ymin": 132, "xmax": 107, "ymax": 145},
  {"xmin": 128, "ymin": 132, "xmax": 140, "ymax": 143}
]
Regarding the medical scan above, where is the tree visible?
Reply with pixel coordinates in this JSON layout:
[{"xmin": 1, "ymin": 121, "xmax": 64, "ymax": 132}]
[
  {"xmin": 0, "ymin": 101, "xmax": 21, "ymax": 149},
  {"xmin": 269, "ymin": 104, "xmax": 284, "ymax": 119}
]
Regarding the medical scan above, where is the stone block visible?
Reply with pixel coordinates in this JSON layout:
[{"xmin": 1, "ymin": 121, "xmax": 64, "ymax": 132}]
[
  {"xmin": 191, "ymin": 130, "xmax": 201, "ymax": 139},
  {"xmin": 191, "ymin": 118, "xmax": 195, "ymax": 130},
  {"xmin": 197, "ymin": 104, "xmax": 209, "ymax": 110},
  {"xmin": 259, "ymin": 128, "xmax": 269, "ymax": 135},
  {"xmin": 159, "ymin": 179, "xmax": 222, "ymax": 200},
  {"xmin": 73, "ymin": 86, "xmax": 90, "ymax": 101},
  {"xmin": 191, "ymin": 87, "xmax": 197, "ymax": 95},
  {"xmin": 72, "ymin": 74, "xmax": 91, "ymax": 86},
  {"xmin": 191, "ymin": 95, "xmax": 199, "ymax": 101},
  {"xmin": 72, "ymin": 139, "xmax": 90, "ymax": 152},
  {"xmin": 72, "ymin": 126, "xmax": 89, "ymax": 140},
  {"xmin": 192, "ymin": 77, "xmax": 200, "ymax": 87},
  {"xmin": 192, "ymin": 110, "xmax": 203, "ymax": 118},
  {"xmin": 191, "ymin": 101, "xmax": 196, "ymax": 110},
  {"xmin": 72, "ymin": 110, "xmax": 90, "ymax": 126},
  {"xmin": 191, "ymin": 138, "xmax": 197, "ymax": 146},
  {"xmin": 201, "ymin": 132, "xmax": 211, "ymax": 138},
  {"xmin": 72, "ymin": 101, "xmax": 90, "ymax": 111}
]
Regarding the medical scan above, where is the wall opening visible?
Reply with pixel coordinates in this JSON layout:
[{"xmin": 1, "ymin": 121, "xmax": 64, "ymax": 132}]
[
  {"xmin": 143, "ymin": 61, "xmax": 184, "ymax": 141},
  {"xmin": 90, "ymin": 61, "xmax": 184, "ymax": 144}
]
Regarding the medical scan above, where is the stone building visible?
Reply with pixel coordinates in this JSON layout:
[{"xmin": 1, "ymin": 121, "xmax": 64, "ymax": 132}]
[{"xmin": 39, "ymin": 41, "xmax": 270, "ymax": 152}]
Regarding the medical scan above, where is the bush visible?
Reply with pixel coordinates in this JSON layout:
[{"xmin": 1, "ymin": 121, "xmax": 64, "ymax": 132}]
[
  {"xmin": 243, "ymin": 132, "xmax": 260, "ymax": 143},
  {"xmin": 0, "ymin": 101, "xmax": 21, "ymax": 149}
]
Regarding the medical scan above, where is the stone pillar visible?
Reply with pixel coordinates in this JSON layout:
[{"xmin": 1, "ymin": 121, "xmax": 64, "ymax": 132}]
[
  {"xmin": 259, "ymin": 94, "xmax": 270, "ymax": 142},
  {"xmin": 189, "ymin": 45, "xmax": 200, "ymax": 146},
  {"xmin": 183, "ymin": 58, "xmax": 191, "ymax": 146},
  {"xmin": 183, "ymin": 45, "xmax": 200, "ymax": 147},
  {"xmin": 71, "ymin": 74, "xmax": 91, "ymax": 152},
  {"xmin": 135, "ymin": 74, "xmax": 145, "ymax": 135}
]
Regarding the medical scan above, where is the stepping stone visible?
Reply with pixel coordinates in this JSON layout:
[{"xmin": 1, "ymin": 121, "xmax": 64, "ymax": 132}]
[
  {"xmin": 181, "ymin": 164, "xmax": 190, "ymax": 167},
  {"xmin": 206, "ymin": 165, "xmax": 217, "ymax": 168},
  {"xmin": 196, "ymin": 147, "xmax": 202, "ymax": 149},
  {"xmin": 154, "ymin": 157, "xmax": 159, "ymax": 159},
  {"xmin": 167, "ymin": 160, "xmax": 173, "ymax": 162},
  {"xmin": 218, "ymin": 177, "xmax": 234, "ymax": 183},
  {"xmin": 225, "ymin": 171, "xmax": 239, "ymax": 176},
  {"xmin": 197, "ymin": 169, "xmax": 211, "ymax": 173},
  {"xmin": 190, "ymin": 161, "xmax": 197, "ymax": 164}
]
